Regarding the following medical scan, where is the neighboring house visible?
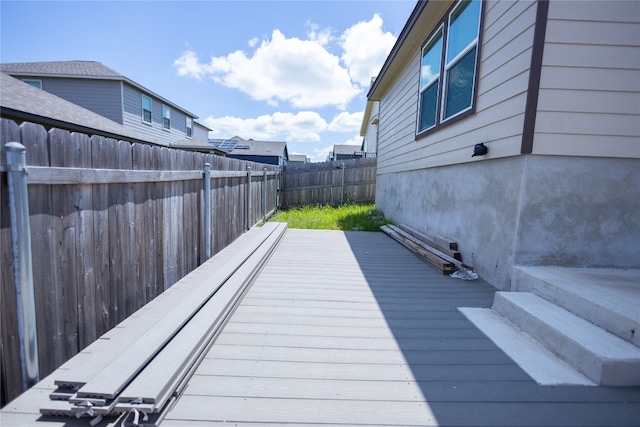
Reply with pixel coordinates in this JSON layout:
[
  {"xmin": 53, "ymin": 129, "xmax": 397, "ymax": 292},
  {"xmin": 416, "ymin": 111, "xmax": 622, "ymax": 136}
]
[
  {"xmin": 288, "ymin": 154, "xmax": 310, "ymax": 164},
  {"xmin": 327, "ymin": 144, "xmax": 367, "ymax": 161},
  {"xmin": 1, "ymin": 60, "xmax": 211, "ymax": 149},
  {"xmin": 210, "ymin": 137, "xmax": 288, "ymax": 166},
  {"xmin": 1, "ymin": 73, "xmax": 163, "ymax": 146},
  {"xmin": 1, "ymin": 73, "xmax": 224, "ymax": 154},
  {"xmin": 367, "ymin": 0, "xmax": 639, "ymax": 290}
]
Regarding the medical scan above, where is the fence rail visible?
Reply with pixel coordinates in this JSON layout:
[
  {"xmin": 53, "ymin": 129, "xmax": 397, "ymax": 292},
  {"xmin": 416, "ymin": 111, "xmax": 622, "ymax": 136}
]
[
  {"xmin": 0, "ymin": 119, "xmax": 377, "ymax": 406},
  {"xmin": 280, "ymin": 157, "xmax": 376, "ymax": 208},
  {"xmin": 0, "ymin": 119, "xmax": 278, "ymax": 405}
]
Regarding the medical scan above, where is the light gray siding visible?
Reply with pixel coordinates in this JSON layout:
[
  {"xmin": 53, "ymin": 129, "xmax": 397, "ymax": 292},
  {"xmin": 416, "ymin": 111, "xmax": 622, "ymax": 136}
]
[
  {"xmin": 363, "ymin": 101, "xmax": 379, "ymax": 153},
  {"xmin": 534, "ymin": 0, "xmax": 640, "ymax": 158},
  {"xmin": 38, "ymin": 77, "xmax": 123, "ymax": 123},
  {"xmin": 374, "ymin": 0, "xmax": 640, "ymax": 291},
  {"xmin": 122, "ymin": 84, "xmax": 194, "ymax": 146},
  {"xmin": 376, "ymin": 0, "xmax": 538, "ymax": 176},
  {"xmin": 193, "ymin": 122, "xmax": 210, "ymax": 142}
]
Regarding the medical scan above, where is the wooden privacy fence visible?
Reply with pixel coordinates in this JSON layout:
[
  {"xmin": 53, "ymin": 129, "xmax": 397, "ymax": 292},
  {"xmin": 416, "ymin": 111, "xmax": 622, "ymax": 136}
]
[
  {"xmin": 279, "ymin": 157, "xmax": 376, "ymax": 208},
  {"xmin": 0, "ymin": 119, "xmax": 278, "ymax": 406}
]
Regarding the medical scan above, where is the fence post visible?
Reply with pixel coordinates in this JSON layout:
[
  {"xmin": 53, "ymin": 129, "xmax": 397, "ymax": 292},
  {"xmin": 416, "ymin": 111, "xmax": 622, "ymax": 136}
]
[
  {"xmin": 340, "ymin": 162, "xmax": 345, "ymax": 205},
  {"xmin": 246, "ymin": 166, "xmax": 252, "ymax": 230},
  {"xmin": 263, "ymin": 168, "xmax": 268, "ymax": 222},
  {"xmin": 276, "ymin": 167, "xmax": 281, "ymax": 209},
  {"xmin": 203, "ymin": 163, "xmax": 211, "ymax": 260},
  {"xmin": 5, "ymin": 142, "xmax": 39, "ymax": 391}
]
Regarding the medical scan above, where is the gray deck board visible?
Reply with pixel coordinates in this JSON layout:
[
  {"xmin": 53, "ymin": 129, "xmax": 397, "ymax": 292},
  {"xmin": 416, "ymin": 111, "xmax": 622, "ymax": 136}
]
[
  {"xmin": 3, "ymin": 229, "xmax": 639, "ymax": 426},
  {"xmin": 163, "ymin": 229, "xmax": 640, "ymax": 426}
]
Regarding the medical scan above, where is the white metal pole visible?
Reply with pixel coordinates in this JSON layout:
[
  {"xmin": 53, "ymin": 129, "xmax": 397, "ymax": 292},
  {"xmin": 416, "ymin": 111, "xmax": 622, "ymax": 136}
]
[{"xmin": 5, "ymin": 142, "xmax": 39, "ymax": 391}]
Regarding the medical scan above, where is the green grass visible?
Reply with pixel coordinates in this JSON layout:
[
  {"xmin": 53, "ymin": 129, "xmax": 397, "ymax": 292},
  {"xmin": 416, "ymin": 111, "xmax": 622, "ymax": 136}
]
[{"xmin": 269, "ymin": 203, "xmax": 393, "ymax": 231}]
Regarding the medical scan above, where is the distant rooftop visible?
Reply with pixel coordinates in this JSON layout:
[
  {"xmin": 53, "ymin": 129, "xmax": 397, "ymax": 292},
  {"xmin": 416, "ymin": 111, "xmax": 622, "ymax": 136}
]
[{"xmin": 0, "ymin": 60, "xmax": 124, "ymax": 79}]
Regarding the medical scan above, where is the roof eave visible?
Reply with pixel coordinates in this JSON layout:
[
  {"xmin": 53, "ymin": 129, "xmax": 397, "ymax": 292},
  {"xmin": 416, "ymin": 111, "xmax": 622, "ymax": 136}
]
[
  {"xmin": 367, "ymin": 0, "xmax": 428, "ymax": 101},
  {"xmin": 1, "ymin": 107, "xmax": 168, "ymax": 147}
]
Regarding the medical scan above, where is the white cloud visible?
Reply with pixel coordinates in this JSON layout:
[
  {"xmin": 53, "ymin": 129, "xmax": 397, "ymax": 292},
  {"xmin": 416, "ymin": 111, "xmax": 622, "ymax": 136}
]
[
  {"xmin": 173, "ymin": 50, "xmax": 209, "ymax": 80},
  {"xmin": 341, "ymin": 134, "xmax": 364, "ymax": 146},
  {"xmin": 313, "ymin": 144, "xmax": 335, "ymax": 163},
  {"xmin": 306, "ymin": 21, "xmax": 333, "ymax": 46},
  {"xmin": 340, "ymin": 13, "xmax": 397, "ymax": 88},
  {"xmin": 174, "ymin": 30, "xmax": 360, "ymax": 109},
  {"xmin": 204, "ymin": 111, "xmax": 328, "ymax": 142},
  {"xmin": 328, "ymin": 111, "xmax": 364, "ymax": 132}
]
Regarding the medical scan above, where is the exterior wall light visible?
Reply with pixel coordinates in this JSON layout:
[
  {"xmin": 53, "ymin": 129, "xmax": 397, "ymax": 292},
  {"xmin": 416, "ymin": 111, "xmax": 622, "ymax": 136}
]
[{"xmin": 472, "ymin": 143, "xmax": 488, "ymax": 157}]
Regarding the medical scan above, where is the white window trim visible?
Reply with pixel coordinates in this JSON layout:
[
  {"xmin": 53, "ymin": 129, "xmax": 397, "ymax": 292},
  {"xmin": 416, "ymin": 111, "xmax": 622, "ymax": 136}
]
[
  {"xmin": 162, "ymin": 105, "xmax": 171, "ymax": 131},
  {"xmin": 142, "ymin": 94, "xmax": 153, "ymax": 125},
  {"xmin": 186, "ymin": 117, "xmax": 193, "ymax": 138}
]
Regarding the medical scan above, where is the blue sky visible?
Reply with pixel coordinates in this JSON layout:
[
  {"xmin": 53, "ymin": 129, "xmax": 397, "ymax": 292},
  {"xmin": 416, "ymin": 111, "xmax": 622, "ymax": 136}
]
[{"xmin": 1, "ymin": 0, "xmax": 417, "ymax": 162}]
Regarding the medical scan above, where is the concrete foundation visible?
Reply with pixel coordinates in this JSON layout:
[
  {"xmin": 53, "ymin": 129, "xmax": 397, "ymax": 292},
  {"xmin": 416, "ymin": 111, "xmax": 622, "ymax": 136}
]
[{"xmin": 376, "ymin": 155, "xmax": 640, "ymax": 290}]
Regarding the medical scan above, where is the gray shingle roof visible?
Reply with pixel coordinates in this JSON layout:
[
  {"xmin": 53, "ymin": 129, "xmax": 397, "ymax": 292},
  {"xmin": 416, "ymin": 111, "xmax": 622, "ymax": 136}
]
[
  {"xmin": 334, "ymin": 144, "xmax": 361, "ymax": 155},
  {"xmin": 230, "ymin": 139, "xmax": 287, "ymax": 157},
  {"xmin": 0, "ymin": 61, "xmax": 124, "ymax": 79}
]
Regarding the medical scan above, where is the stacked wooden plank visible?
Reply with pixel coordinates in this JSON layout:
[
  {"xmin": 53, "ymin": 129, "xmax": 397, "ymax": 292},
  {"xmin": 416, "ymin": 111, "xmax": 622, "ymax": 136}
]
[
  {"xmin": 380, "ymin": 224, "xmax": 473, "ymax": 275},
  {"xmin": 39, "ymin": 222, "xmax": 287, "ymax": 424}
]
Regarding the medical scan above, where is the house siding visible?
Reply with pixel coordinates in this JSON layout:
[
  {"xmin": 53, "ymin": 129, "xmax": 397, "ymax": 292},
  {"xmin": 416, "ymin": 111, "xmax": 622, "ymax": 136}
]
[
  {"xmin": 363, "ymin": 101, "xmax": 379, "ymax": 154},
  {"xmin": 377, "ymin": 0, "xmax": 538, "ymax": 176},
  {"xmin": 35, "ymin": 77, "xmax": 123, "ymax": 124},
  {"xmin": 533, "ymin": 0, "xmax": 640, "ymax": 158},
  {"xmin": 122, "ymin": 83, "xmax": 194, "ymax": 146},
  {"xmin": 227, "ymin": 155, "xmax": 281, "ymax": 166},
  {"xmin": 193, "ymin": 122, "xmax": 210, "ymax": 142},
  {"xmin": 374, "ymin": 0, "xmax": 640, "ymax": 291}
]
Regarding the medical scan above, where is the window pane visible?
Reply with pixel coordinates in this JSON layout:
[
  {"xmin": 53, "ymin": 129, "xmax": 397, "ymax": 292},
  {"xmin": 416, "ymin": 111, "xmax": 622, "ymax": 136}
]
[
  {"xmin": 142, "ymin": 96, "xmax": 152, "ymax": 123},
  {"xmin": 447, "ymin": 0, "xmax": 481, "ymax": 63},
  {"xmin": 162, "ymin": 106, "xmax": 171, "ymax": 129},
  {"xmin": 419, "ymin": 82, "xmax": 439, "ymax": 131},
  {"xmin": 24, "ymin": 80, "xmax": 42, "ymax": 89},
  {"xmin": 444, "ymin": 46, "xmax": 477, "ymax": 119},
  {"xmin": 186, "ymin": 117, "xmax": 193, "ymax": 137},
  {"xmin": 420, "ymin": 30, "xmax": 442, "ymax": 90}
]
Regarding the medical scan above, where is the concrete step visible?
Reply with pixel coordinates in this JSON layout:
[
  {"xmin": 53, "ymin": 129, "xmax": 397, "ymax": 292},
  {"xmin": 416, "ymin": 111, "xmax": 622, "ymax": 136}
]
[
  {"xmin": 512, "ymin": 266, "xmax": 640, "ymax": 347},
  {"xmin": 458, "ymin": 307, "xmax": 595, "ymax": 386},
  {"xmin": 493, "ymin": 291, "xmax": 640, "ymax": 386}
]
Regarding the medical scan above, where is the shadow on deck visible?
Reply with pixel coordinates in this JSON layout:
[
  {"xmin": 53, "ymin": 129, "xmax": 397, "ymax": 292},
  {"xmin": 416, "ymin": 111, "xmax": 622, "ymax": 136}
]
[{"xmin": 341, "ymin": 231, "xmax": 640, "ymax": 426}]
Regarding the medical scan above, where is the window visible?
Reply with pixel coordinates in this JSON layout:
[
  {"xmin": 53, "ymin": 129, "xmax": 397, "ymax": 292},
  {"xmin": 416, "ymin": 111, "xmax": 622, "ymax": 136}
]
[
  {"xmin": 186, "ymin": 117, "xmax": 193, "ymax": 138},
  {"xmin": 417, "ymin": 0, "xmax": 482, "ymax": 134},
  {"xmin": 23, "ymin": 79, "xmax": 42, "ymax": 89},
  {"xmin": 419, "ymin": 27, "xmax": 443, "ymax": 132},
  {"xmin": 142, "ymin": 95, "xmax": 152, "ymax": 124},
  {"xmin": 162, "ymin": 105, "xmax": 171, "ymax": 130}
]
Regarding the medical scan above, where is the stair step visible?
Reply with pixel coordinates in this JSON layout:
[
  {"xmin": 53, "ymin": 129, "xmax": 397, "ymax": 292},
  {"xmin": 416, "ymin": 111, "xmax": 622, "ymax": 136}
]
[
  {"xmin": 512, "ymin": 266, "xmax": 640, "ymax": 347},
  {"xmin": 458, "ymin": 307, "xmax": 595, "ymax": 386},
  {"xmin": 493, "ymin": 292, "xmax": 640, "ymax": 386}
]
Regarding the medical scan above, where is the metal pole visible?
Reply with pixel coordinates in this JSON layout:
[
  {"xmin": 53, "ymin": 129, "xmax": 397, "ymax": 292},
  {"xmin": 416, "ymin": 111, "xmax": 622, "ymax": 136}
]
[
  {"xmin": 246, "ymin": 166, "xmax": 252, "ymax": 230},
  {"xmin": 276, "ymin": 167, "xmax": 281, "ymax": 209},
  {"xmin": 263, "ymin": 168, "xmax": 268, "ymax": 223},
  {"xmin": 340, "ymin": 162, "xmax": 345, "ymax": 205},
  {"xmin": 203, "ymin": 163, "xmax": 211, "ymax": 260},
  {"xmin": 5, "ymin": 142, "xmax": 39, "ymax": 391}
]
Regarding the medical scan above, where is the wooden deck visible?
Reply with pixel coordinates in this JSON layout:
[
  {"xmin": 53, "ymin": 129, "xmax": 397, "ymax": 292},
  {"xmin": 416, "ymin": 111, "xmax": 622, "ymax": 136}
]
[
  {"xmin": 2, "ymin": 229, "xmax": 639, "ymax": 426},
  {"xmin": 163, "ymin": 229, "xmax": 640, "ymax": 426}
]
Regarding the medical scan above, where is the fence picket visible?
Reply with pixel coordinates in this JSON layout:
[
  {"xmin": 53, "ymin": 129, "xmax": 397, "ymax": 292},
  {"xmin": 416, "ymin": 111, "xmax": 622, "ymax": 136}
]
[
  {"xmin": 280, "ymin": 158, "xmax": 376, "ymax": 208},
  {"xmin": 0, "ymin": 119, "xmax": 375, "ymax": 406}
]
